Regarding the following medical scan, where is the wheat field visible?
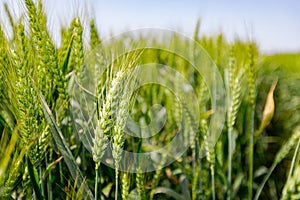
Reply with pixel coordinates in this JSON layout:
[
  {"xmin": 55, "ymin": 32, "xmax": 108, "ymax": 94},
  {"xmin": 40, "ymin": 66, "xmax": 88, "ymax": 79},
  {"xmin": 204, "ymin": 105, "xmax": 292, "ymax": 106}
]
[{"xmin": 0, "ymin": 1, "xmax": 300, "ymax": 199}]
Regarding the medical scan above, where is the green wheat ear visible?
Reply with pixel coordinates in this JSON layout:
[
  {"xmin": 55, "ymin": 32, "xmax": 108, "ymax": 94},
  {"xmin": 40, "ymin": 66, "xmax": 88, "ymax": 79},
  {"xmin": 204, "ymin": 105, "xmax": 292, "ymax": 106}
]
[
  {"xmin": 246, "ymin": 42, "xmax": 256, "ymax": 200},
  {"xmin": 73, "ymin": 18, "xmax": 84, "ymax": 78},
  {"xmin": 90, "ymin": 19, "xmax": 101, "ymax": 49},
  {"xmin": 2, "ymin": 142, "xmax": 26, "ymax": 199},
  {"xmin": 59, "ymin": 18, "xmax": 76, "ymax": 74},
  {"xmin": 112, "ymin": 69, "xmax": 135, "ymax": 200},
  {"xmin": 226, "ymin": 44, "xmax": 243, "ymax": 200},
  {"xmin": 255, "ymin": 127, "xmax": 300, "ymax": 200},
  {"xmin": 281, "ymin": 164, "xmax": 300, "ymax": 199},
  {"xmin": 121, "ymin": 172, "xmax": 130, "ymax": 200},
  {"xmin": 136, "ymin": 167, "xmax": 145, "ymax": 200}
]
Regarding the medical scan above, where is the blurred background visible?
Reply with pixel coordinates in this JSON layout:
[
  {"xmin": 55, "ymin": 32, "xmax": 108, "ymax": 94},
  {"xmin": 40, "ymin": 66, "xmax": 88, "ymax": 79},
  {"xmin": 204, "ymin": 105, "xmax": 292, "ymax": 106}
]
[{"xmin": 1, "ymin": 0, "xmax": 300, "ymax": 54}]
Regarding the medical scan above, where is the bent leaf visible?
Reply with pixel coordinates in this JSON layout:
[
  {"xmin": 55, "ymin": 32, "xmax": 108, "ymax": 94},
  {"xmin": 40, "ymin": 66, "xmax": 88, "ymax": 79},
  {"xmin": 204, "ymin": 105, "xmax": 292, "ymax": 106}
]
[{"xmin": 35, "ymin": 82, "xmax": 94, "ymax": 199}]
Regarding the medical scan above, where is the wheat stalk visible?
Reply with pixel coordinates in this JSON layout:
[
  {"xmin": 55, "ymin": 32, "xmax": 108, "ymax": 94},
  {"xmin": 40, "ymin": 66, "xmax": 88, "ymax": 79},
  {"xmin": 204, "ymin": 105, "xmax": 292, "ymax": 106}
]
[
  {"xmin": 246, "ymin": 43, "xmax": 256, "ymax": 200},
  {"xmin": 112, "ymin": 69, "xmax": 133, "ymax": 200},
  {"xmin": 226, "ymin": 45, "xmax": 243, "ymax": 200}
]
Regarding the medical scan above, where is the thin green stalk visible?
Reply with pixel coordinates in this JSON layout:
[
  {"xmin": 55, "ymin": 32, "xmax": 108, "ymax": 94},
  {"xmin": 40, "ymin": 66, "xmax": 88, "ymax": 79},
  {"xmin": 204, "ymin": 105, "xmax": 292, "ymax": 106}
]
[
  {"xmin": 211, "ymin": 164, "xmax": 216, "ymax": 200},
  {"xmin": 192, "ymin": 140, "xmax": 201, "ymax": 200},
  {"xmin": 254, "ymin": 164, "xmax": 276, "ymax": 200},
  {"xmin": 115, "ymin": 170, "xmax": 119, "ymax": 200},
  {"xmin": 247, "ymin": 44, "xmax": 256, "ymax": 200},
  {"xmin": 247, "ymin": 106, "xmax": 255, "ymax": 200},
  {"xmin": 204, "ymin": 124, "xmax": 216, "ymax": 200},
  {"xmin": 95, "ymin": 163, "xmax": 99, "ymax": 200},
  {"xmin": 59, "ymin": 161, "xmax": 64, "ymax": 186},
  {"xmin": 47, "ymin": 151, "xmax": 53, "ymax": 200},
  {"xmin": 199, "ymin": 158, "xmax": 203, "ymax": 199},
  {"xmin": 39, "ymin": 165, "xmax": 44, "ymax": 197},
  {"xmin": 227, "ymin": 126, "xmax": 233, "ymax": 200}
]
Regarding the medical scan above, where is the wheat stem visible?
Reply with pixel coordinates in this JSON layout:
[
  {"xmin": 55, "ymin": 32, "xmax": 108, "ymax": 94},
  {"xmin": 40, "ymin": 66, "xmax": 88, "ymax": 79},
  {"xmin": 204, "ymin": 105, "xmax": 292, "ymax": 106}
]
[
  {"xmin": 115, "ymin": 170, "xmax": 119, "ymax": 200},
  {"xmin": 95, "ymin": 163, "xmax": 99, "ymax": 200},
  {"xmin": 247, "ymin": 44, "xmax": 256, "ymax": 200}
]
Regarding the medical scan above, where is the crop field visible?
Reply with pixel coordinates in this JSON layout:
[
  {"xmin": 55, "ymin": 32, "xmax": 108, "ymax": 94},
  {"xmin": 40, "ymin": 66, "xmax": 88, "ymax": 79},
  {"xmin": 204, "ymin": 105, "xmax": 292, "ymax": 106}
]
[{"xmin": 0, "ymin": 0, "xmax": 300, "ymax": 199}]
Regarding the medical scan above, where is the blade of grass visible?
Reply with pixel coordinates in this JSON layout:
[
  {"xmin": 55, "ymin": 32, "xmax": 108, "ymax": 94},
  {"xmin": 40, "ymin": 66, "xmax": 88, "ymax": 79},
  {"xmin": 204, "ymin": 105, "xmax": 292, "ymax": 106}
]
[
  {"xmin": 152, "ymin": 187, "xmax": 187, "ymax": 200},
  {"xmin": 0, "ymin": 102, "xmax": 16, "ymax": 131},
  {"xmin": 0, "ymin": 126, "xmax": 18, "ymax": 184},
  {"xmin": 27, "ymin": 156, "xmax": 45, "ymax": 200},
  {"xmin": 34, "ymin": 80, "xmax": 94, "ymax": 199}
]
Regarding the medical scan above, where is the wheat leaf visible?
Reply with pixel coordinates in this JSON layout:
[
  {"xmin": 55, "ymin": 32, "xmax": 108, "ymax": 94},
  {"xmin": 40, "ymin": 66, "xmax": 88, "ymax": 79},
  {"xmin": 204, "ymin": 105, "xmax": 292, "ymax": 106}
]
[
  {"xmin": 152, "ymin": 187, "xmax": 187, "ymax": 200},
  {"xmin": 35, "ymin": 82, "xmax": 94, "ymax": 199},
  {"xmin": 27, "ymin": 157, "xmax": 45, "ymax": 200}
]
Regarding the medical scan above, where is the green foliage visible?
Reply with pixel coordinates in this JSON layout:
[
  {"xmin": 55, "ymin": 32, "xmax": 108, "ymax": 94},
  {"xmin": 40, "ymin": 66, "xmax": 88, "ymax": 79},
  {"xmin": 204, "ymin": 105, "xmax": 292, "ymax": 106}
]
[{"xmin": 0, "ymin": 1, "xmax": 299, "ymax": 199}]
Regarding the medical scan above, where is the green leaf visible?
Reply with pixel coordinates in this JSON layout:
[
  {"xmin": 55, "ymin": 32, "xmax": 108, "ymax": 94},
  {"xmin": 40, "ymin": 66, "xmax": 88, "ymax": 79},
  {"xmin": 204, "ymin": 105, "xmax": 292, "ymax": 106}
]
[
  {"xmin": 152, "ymin": 187, "xmax": 187, "ymax": 200},
  {"xmin": 62, "ymin": 35, "xmax": 74, "ymax": 74},
  {"xmin": 35, "ymin": 82, "xmax": 94, "ymax": 199},
  {"xmin": 0, "ymin": 102, "xmax": 15, "ymax": 131},
  {"xmin": 27, "ymin": 157, "xmax": 45, "ymax": 200},
  {"xmin": 179, "ymin": 175, "xmax": 191, "ymax": 199},
  {"xmin": 232, "ymin": 173, "xmax": 244, "ymax": 197}
]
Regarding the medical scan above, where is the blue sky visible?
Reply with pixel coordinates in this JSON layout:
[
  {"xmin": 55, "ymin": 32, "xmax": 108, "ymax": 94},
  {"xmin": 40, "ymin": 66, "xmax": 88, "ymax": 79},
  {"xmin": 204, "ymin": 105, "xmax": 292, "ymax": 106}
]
[{"xmin": 1, "ymin": 0, "xmax": 300, "ymax": 54}]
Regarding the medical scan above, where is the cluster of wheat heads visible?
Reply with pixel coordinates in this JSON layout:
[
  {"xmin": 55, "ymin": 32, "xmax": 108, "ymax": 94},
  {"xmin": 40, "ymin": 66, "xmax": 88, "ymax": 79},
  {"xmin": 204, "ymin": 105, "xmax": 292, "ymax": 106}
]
[
  {"xmin": 0, "ymin": 0, "xmax": 90, "ymax": 198},
  {"xmin": 1, "ymin": 1, "xmax": 300, "ymax": 199}
]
